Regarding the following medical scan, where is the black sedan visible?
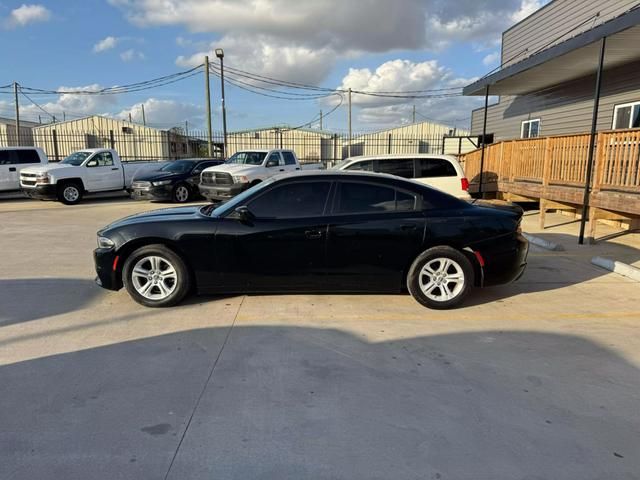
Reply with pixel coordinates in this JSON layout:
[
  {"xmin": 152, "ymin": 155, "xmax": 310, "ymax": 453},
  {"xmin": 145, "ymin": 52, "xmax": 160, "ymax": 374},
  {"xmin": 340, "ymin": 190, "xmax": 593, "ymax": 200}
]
[
  {"xmin": 130, "ymin": 158, "xmax": 223, "ymax": 203},
  {"xmin": 95, "ymin": 171, "xmax": 528, "ymax": 309}
]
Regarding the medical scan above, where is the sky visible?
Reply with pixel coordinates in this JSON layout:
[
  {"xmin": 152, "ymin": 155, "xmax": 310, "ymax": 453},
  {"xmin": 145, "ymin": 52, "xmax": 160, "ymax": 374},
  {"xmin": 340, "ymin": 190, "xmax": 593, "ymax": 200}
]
[{"xmin": 0, "ymin": 0, "xmax": 547, "ymax": 133}]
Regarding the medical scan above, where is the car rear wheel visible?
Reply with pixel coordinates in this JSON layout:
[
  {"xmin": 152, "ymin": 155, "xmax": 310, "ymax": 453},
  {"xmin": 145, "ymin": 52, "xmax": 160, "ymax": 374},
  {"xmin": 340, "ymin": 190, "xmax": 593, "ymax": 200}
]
[
  {"xmin": 57, "ymin": 181, "xmax": 83, "ymax": 205},
  {"xmin": 173, "ymin": 183, "xmax": 190, "ymax": 203},
  {"xmin": 123, "ymin": 244, "xmax": 191, "ymax": 307},
  {"xmin": 407, "ymin": 246, "xmax": 473, "ymax": 309}
]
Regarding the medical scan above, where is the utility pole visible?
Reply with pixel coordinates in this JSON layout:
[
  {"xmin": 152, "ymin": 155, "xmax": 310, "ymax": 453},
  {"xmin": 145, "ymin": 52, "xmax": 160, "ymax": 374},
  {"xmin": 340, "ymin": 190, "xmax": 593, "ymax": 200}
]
[
  {"xmin": 216, "ymin": 49, "xmax": 228, "ymax": 159},
  {"xmin": 319, "ymin": 110, "xmax": 323, "ymax": 130},
  {"xmin": 63, "ymin": 112, "xmax": 66, "ymax": 122},
  {"xmin": 185, "ymin": 120, "xmax": 188, "ymax": 136},
  {"xmin": 412, "ymin": 105, "xmax": 416, "ymax": 123},
  {"xmin": 204, "ymin": 55, "xmax": 213, "ymax": 157},
  {"xmin": 38, "ymin": 115, "xmax": 42, "ymax": 124},
  {"xmin": 348, "ymin": 88, "xmax": 352, "ymax": 157},
  {"xmin": 14, "ymin": 82, "xmax": 21, "ymax": 146},
  {"xmin": 128, "ymin": 112, "xmax": 132, "ymax": 123},
  {"xmin": 141, "ymin": 103, "xmax": 146, "ymax": 126}
]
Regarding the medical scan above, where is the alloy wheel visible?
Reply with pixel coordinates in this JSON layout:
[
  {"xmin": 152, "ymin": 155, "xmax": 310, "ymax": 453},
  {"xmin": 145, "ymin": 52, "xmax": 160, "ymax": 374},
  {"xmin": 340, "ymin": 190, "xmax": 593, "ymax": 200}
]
[
  {"xmin": 418, "ymin": 257, "xmax": 465, "ymax": 302},
  {"xmin": 63, "ymin": 186, "xmax": 80, "ymax": 202},
  {"xmin": 130, "ymin": 255, "xmax": 178, "ymax": 300},
  {"xmin": 175, "ymin": 185, "xmax": 189, "ymax": 202}
]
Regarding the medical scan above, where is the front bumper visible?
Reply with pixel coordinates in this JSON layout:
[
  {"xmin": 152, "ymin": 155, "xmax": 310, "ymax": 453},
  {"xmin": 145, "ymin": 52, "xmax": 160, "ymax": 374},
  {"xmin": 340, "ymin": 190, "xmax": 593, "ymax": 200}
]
[
  {"xmin": 21, "ymin": 185, "xmax": 57, "ymax": 200},
  {"xmin": 199, "ymin": 182, "xmax": 248, "ymax": 201},
  {"xmin": 94, "ymin": 248, "xmax": 122, "ymax": 291},
  {"xmin": 130, "ymin": 185, "xmax": 173, "ymax": 201}
]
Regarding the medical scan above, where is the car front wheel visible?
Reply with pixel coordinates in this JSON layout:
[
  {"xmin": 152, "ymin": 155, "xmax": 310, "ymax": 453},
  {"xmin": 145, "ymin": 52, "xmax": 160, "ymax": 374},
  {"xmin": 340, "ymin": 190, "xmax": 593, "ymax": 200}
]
[
  {"xmin": 123, "ymin": 244, "xmax": 191, "ymax": 307},
  {"xmin": 57, "ymin": 182, "xmax": 83, "ymax": 205},
  {"xmin": 407, "ymin": 246, "xmax": 473, "ymax": 309},
  {"xmin": 173, "ymin": 183, "xmax": 190, "ymax": 203}
]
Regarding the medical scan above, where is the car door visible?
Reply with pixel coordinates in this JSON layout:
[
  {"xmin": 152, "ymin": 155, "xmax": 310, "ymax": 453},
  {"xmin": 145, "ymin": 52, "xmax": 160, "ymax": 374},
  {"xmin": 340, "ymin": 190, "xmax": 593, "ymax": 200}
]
[
  {"xmin": 281, "ymin": 151, "xmax": 301, "ymax": 173},
  {"xmin": 85, "ymin": 152, "xmax": 122, "ymax": 191},
  {"xmin": 212, "ymin": 179, "xmax": 333, "ymax": 291},
  {"xmin": 264, "ymin": 151, "xmax": 286, "ymax": 175},
  {"xmin": 325, "ymin": 180, "xmax": 426, "ymax": 291}
]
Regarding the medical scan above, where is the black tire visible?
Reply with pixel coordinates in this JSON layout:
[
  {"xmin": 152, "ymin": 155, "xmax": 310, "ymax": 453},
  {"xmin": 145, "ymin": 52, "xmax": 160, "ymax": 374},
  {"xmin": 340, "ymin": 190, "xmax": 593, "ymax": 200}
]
[
  {"xmin": 57, "ymin": 181, "xmax": 83, "ymax": 205},
  {"xmin": 172, "ymin": 183, "xmax": 191, "ymax": 203},
  {"xmin": 122, "ymin": 244, "xmax": 191, "ymax": 307},
  {"xmin": 250, "ymin": 179, "xmax": 262, "ymax": 187},
  {"xmin": 407, "ymin": 246, "xmax": 474, "ymax": 310}
]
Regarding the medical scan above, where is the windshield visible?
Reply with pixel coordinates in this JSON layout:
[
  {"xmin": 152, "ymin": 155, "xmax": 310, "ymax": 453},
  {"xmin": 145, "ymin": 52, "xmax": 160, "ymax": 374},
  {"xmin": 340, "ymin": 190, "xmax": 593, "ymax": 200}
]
[
  {"xmin": 61, "ymin": 151, "xmax": 92, "ymax": 166},
  {"xmin": 226, "ymin": 151, "xmax": 267, "ymax": 165},
  {"xmin": 201, "ymin": 177, "xmax": 277, "ymax": 217},
  {"xmin": 160, "ymin": 160, "xmax": 194, "ymax": 174}
]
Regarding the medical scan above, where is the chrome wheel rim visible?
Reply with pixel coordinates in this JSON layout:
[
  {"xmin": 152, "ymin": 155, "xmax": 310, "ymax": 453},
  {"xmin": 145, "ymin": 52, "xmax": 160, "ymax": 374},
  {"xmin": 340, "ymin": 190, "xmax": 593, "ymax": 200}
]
[
  {"xmin": 131, "ymin": 255, "xmax": 178, "ymax": 300},
  {"xmin": 63, "ymin": 186, "xmax": 79, "ymax": 202},
  {"xmin": 419, "ymin": 257, "xmax": 465, "ymax": 302},
  {"xmin": 175, "ymin": 186, "xmax": 189, "ymax": 202}
]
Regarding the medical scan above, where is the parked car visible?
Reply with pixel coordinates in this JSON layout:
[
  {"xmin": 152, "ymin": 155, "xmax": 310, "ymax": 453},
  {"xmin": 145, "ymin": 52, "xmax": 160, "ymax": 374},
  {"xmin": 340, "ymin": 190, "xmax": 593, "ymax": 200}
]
[
  {"xmin": 94, "ymin": 171, "xmax": 528, "ymax": 309},
  {"xmin": 131, "ymin": 158, "xmax": 224, "ymax": 203},
  {"xmin": 0, "ymin": 147, "xmax": 48, "ymax": 193},
  {"xmin": 332, "ymin": 154, "xmax": 471, "ymax": 199},
  {"xmin": 198, "ymin": 149, "xmax": 323, "ymax": 202},
  {"xmin": 20, "ymin": 148, "xmax": 164, "ymax": 205}
]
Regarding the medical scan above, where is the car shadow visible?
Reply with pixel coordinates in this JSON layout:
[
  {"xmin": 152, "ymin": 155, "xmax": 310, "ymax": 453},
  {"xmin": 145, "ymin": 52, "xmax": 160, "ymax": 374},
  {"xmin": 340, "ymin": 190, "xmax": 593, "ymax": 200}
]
[
  {"xmin": 0, "ymin": 278, "xmax": 102, "ymax": 326},
  {"xmin": 0, "ymin": 326, "xmax": 638, "ymax": 479}
]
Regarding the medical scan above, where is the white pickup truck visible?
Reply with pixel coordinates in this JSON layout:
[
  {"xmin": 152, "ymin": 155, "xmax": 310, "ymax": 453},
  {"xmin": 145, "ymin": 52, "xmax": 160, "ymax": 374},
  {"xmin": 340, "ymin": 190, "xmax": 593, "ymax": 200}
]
[
  {"xmin": 1, "ymin": 147, "xmax": 49, "ymax": 192},
  {"xmin": 198, "ymin": 149, "xmax": 322, "ymax": 202},
  {"xmin": 20, "ymin": 148, "xmax": 164, "ymax": 205}
]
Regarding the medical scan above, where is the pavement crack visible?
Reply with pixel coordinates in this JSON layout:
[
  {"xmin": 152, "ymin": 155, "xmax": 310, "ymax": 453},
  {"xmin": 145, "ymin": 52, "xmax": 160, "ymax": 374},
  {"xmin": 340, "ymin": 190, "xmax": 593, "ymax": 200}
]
[{"xmin": 162, "ymin": 295, "xmax": 245, "ymax": 480}]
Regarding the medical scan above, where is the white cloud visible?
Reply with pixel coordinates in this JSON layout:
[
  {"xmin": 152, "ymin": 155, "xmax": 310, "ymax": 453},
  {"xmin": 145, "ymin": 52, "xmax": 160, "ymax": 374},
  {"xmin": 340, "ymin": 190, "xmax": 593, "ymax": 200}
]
[
  {"xmin": 120, "ymin": 48, "xmax": 145, "ymax": 62},
  {"xmin": 482, "ymin": 51, "xmax": 500, "ymax": 66},
  {"xmin": 116, "ymin": 98, "xmax": 203, "ymax": 127},
  {"xmin": 5, "ymin": 3, "xmax": 51, "ymax": 28},
  {"xmin": 93, "ymin": 36, "xmax": 119, "ymax": 53}
]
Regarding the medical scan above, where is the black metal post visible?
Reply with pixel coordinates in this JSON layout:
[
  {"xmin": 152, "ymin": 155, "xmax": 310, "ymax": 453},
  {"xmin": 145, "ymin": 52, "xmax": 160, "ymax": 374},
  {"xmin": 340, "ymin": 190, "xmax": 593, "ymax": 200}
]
[
  {"xmin": 478, "ymin": 84, "xmax": 490, "ymax": 197},
  {"xmin": 578, "ymin": 36, "xmax": 606, "ymax": 245},
  {"xmin": 109, "ymin": 129, "xmax": 115, "ymax": 150},
  {"xmin": 52, "ymin": 129, "xmax": 59, "ymax": 162},
  {"xmin": 219, "ymin": 55, "xmax": 228, "ymax": 159}
]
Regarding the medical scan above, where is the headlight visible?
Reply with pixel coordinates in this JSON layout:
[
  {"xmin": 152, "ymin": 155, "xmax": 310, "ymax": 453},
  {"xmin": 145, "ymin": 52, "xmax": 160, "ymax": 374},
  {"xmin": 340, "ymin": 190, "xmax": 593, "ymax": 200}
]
[
  {"xmin": 97, "ymin": 236, "xmax": 115, "ymax": 249},
  {"xmin": 35, "ymin": 173, "xmax": 50, "ymax": 185},
  {"xmin": 233, "ymin": 175, "xmax": 249, "ymax": 183},
  {"xmin": 152, "ymin": 180, "xmax": 172, "ymax": 186}
]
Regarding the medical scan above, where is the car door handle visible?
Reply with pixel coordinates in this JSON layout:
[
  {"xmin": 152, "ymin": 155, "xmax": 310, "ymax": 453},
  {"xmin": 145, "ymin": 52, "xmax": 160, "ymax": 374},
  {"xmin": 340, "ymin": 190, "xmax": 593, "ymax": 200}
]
[
  {"xmin": 9, "ymin": 167, "xmax": 16, "ymax": 172},
  {"xmin": 279, "ymin": 169, "xmax": 285, "ymax": 172},
  {"xmin": 111, "ymin": 168, "xmax": 119, "ymax": 171},
  {"xmin": 305, "ymin": 230, "xmax": 323, "ymax": 239},
  {"xmin": 399, "ymin": 224, "xmax": 417, "ymax": 231},
  {"xmin": 295, "ymin": 167, "xmax": 300, "ymax": 170}
]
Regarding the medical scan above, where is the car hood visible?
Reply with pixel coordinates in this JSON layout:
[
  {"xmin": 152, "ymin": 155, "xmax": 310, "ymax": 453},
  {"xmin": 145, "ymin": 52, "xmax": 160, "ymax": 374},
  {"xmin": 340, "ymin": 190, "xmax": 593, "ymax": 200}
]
[
  {"xmin": 205, "ymin": 164, "xmax": 261, "ymax": 175},
  {"xmin": 21, "ymin": 163, "xmax": 74, "ymax": 175},
  {"xmin": 99, "ymin": 206, "xmax": 204, "ymax": 233},
  {"xmin": 133, "ymin": 171, "xmax": 184, "ymax": 183}
]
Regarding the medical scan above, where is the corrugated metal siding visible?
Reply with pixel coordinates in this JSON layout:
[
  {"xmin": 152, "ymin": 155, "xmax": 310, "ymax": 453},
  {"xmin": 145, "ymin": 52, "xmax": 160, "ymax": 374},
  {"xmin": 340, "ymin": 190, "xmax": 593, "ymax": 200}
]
[
  {"xmin": 502, "ymin": 0, "xmax": 637, "ymax": 66},
  {"xmin": 471, "ymin": 60, "xmax": 640, "ymax": 140}
]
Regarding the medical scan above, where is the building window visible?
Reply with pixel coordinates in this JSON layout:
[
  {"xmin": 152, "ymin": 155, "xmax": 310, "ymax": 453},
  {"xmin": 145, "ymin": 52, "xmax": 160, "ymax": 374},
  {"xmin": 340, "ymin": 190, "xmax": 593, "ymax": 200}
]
[
  {"xmin": 613, "ymin": 102, "xmax": 640, "ymax": 130},
  {"xmin": 521, "ymin": 119, "xmax": 540, "ymax": 138}
]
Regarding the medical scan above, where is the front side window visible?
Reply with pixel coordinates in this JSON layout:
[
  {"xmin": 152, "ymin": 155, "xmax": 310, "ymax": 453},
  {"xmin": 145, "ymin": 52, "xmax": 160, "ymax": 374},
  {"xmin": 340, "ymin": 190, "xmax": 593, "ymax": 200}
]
[
  {"xmin": 247, "ymin": 181, "xmax": 331, "ymax": 218},
  {"xmin": 226, "ymin": 152, "xmax": 267, "ymax": 165},
  {"xmin": 93, "ymin": 152, "xmax": 114, "ymax": 167},
  {"xmin": 375, "ymin": 159, "xmax": 414, "ymax": 179},
  {"xmin": 613, "ymin": 102, "xmax": 640, "ymax": 129},
  {"xmin": 336, "ymin": 182, "xmax": 416, "ymax": 214},
  {"xmin": 265, "ymin": 152, "xmax": 282, "ymax": 167},
  {"xmin": 416, "ymin": 158, "xmax": 457, "ymax": 178},
  {"xmin": 282, "ymin": 151, "xmax": 297, "ymax": 165},
  {"xmin": 521, "ymin": 119, "xmax": 540, "ymax": 138},
  {"xmin": 16, "ymin": 150, "xmax": 41, "ymax": 164}
]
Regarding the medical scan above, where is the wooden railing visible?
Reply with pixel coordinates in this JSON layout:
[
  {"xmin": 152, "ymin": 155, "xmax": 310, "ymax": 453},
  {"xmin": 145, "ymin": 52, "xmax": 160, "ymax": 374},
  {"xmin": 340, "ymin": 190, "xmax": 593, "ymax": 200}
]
[{"xmin": 461, "ymin": 129, "xmax": 640, "ymax": 194}]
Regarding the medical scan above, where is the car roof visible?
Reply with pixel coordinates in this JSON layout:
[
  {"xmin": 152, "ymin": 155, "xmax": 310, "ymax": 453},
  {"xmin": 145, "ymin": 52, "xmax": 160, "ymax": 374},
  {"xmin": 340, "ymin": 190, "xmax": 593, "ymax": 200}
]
[
  {"xmin": 275, "ymin": 169, "xmax": 423, "ymax": 186},
  {"xmin": 344, "ymin": 153, "xmax": 460, "ymax": 162},
  {"xmin": 0, "ymin": 146, "xmax": 43, "ymax": 151}
]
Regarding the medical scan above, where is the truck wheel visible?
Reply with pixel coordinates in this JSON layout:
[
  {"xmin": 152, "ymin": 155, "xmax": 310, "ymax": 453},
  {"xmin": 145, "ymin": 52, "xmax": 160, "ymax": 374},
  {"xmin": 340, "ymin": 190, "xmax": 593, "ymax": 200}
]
[
  {"xmin": 57, "ymin": 182, "xmax": 83, "ymax": 205},
  {"xmin": 173, "ymin": 183, "xmax": 190, "ymax": 203},
  {"xmin": 123, "ymin": 244, "xmax": 191, "ymax": 307},
  {"xmin": 407, "ymin": 246, "xmax": 474, "ymax": 310}
]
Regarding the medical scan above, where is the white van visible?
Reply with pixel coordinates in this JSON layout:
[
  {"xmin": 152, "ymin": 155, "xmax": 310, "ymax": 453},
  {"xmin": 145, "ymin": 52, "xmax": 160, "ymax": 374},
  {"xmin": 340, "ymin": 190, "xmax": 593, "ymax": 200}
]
[
  {"xmin": 332, "ymin": 154, "xmax": 470, "ymax": 199},
  {"xmin": 0, "ymin": 147, "xmax": 48, "ymax": 192}
]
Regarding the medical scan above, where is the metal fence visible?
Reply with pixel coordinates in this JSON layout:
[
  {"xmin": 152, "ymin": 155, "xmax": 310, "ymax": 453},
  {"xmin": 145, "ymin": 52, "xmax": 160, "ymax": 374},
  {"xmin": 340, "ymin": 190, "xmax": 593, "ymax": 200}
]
[{"xmin": 1, "ymin": 128, "xmax": 478, "ymax": 165}]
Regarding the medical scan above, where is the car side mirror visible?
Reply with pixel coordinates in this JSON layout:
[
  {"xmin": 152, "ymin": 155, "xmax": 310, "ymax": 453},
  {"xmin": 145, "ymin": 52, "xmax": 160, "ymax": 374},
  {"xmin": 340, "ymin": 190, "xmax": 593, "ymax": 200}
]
[
  {"xmin": 86, "ymin": 159, "xmax": 98, "ymax": 167},
  {"xmin": 234, "ymin": 206, "xmax": 255, "ymax": 222},
  {"xmin": 266, "ymin": 160, "xmax": 279, "ymax": 168}
]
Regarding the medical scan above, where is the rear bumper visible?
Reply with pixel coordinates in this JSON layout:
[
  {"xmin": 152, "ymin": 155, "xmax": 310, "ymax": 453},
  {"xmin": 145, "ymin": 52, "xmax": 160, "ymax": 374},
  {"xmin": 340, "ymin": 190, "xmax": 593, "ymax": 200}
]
[
  {"xmin": 94, "ymin": 248, "xmax": 122, "ymax": 291},
  {"xmin": 21, "ymin": 185, "xmax": 57, "ymax": 200},
  {"xmin": 481, "ymin": 233, "xmax": 529, "ymax": 287},
  {"xmin": 199, "ymin": 182, "xmax": 247, "ymax": 201}
]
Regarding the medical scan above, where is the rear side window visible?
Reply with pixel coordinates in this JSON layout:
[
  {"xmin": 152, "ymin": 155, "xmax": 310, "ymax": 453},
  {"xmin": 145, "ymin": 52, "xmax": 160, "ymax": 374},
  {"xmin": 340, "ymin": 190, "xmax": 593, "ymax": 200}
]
[
  {"xmin": 416, "ymin": 158, "xmax": 457, "ymax": 177},
  {"xmin": 16, "ymin": 149, "xmax": 41, "ymax": 164},
  {"xmin": 345, "ymin": 160, "xmax": 374, "ymax": 171},
  {"xmin": 248, "ymin": 181, "xmax": 331, "ymax": 218},
  {"xmin": 336, "ymin": 182, "xmax": 416, "ymax": 214},
  {"xmin": 375, "ymin": 159, "xmax": 414, "ymax": 179},
  {"xmin": 282, "ymin": 151, "xmax": 297, "ymax": 165},
  {"xmin": 0, "ymin": 150, "xmax": 18, "ymax": 165}
]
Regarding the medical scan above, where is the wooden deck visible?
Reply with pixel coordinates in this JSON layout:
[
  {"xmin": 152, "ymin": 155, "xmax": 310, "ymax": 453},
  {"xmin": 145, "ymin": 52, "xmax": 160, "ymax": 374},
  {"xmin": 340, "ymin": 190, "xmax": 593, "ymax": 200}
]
[{"xmin": 460, "ymin": 129, "xmax": 640, "ymax": 240}]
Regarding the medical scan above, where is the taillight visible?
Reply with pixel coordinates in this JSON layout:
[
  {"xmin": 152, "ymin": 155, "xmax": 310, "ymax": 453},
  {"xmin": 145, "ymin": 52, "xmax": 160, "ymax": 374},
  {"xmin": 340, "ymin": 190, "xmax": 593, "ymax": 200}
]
[{"xmin": 461, "ymin": 178, "xmax": 469, "ymax": 191}]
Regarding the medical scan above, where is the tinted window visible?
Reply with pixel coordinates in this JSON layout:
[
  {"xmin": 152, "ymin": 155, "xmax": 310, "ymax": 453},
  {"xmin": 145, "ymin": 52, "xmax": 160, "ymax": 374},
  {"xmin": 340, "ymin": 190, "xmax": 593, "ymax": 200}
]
[
  {"xmin": 16, "ymin": 150, "xmax": 41, "ymax": 164},
  {"xmin": 396, "ymin": 190, "xmax": 416, "ymax": 211},
  {"xmin": 266, "ymin": 152, "xmax": 282, "ymax": 167},
  {"xmin": 345, "ymin": 160, "xmax": 374, "ymax": 171},
  {"xmin": 248, "ymin": 181, "xmax": 330, "ymax": 218},
  {"xmin": 282, "ymin": 151, "xmax": 297, "ymax": 165},
  {"xmin": 337, "ymin": 182, "xmax": 396, "ymax": 214},
  {"xmin": 375, "ymin": 159, "xmax": 414, "ymax": 179},
  {"xmin": 0, "ymin": 150, "xmax": 18, "ymax": 165},
  {"xmin": 416, "ymin": 158, "xmax": 457, "ymax": 178}
]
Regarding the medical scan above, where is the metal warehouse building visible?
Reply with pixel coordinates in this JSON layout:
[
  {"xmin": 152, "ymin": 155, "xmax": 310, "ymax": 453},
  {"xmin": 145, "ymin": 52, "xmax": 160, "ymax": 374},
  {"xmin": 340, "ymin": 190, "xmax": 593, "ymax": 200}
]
[{"xmin": 32, "ymin": 115, "xmax": 201, "ymax": 161}]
